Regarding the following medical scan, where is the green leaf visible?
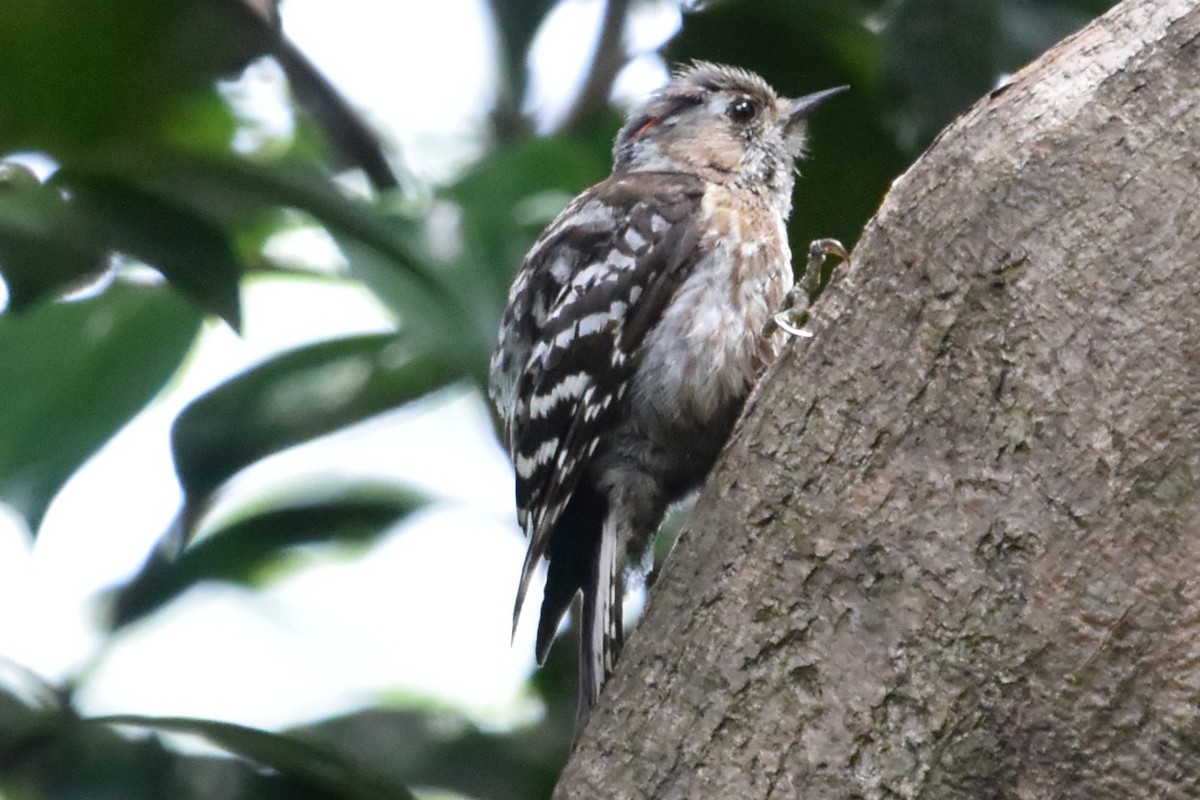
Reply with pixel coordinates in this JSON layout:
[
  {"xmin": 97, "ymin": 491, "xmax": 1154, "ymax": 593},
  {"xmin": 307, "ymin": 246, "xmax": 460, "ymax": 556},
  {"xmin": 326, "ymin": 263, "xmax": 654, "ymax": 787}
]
[
  {"xmin": 0, "ymin": 671, "xmax": 58, "ymax": 754},
  {"xmin": 0, "ymin": 156, "xmax": 248, "ymax": 323},
  {"xmin": 103, "ymin": 152, "xmax": 442, "ymax": 293},
  {"xmin": 54, "ymin": 145, "xmax": 473, "ymax": 356},
  {"xmin": 76, "ymin": 149, "xmax": 468, "ymax": 340},
  {"xmin": 0, "ymin": 705, "xmax": 177, "ymax": 800},
  {"xmin": 296, "ymin": 707, "xmax": 563, "ymax": 800},
  {"xmin": 0, "ymin": 684, "xmax": 400, "ymax": 800},
  {"xmin": 170, "ymin": 334, "xmax": 465, "ymax": 533},
  {"xmin": 59, "ymin": 173, "xmax": 244, "ymax": 328},
  {"xmin": 109, "ymin": 487, "xmax": 429, "ymax": 628},
  {"xmin": 88, "ymin": 715, "xmax": 418, "ymax": 800},
  {"xmin": 0, "ymin": 0, "xmax": 266, "ymax": 155},
  {"xmin": 0, "ymin": 176, "xmax": 108, "ymax": 309},
  {"xmin": 0, "ymin": 282, "xmax": 201, "ymax": 533}
]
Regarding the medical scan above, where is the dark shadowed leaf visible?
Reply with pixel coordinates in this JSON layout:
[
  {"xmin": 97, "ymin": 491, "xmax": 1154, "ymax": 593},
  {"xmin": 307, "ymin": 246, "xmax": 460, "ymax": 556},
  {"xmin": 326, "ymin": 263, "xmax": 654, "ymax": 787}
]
[
  {"xmin": 100, "ymin": 152, "xmax": 440, "ymax": 288},
  {"xmin": 60, "ymin": 173, "xmax": 245, "ymax": 328},
  {"xmin": 0, "ymin": 679, "xmax": 404, "ymax": 800},
  {"xmin": 0, "ymin": 283, "xmax": 201, "ymax": 533},
  {"xmin": 1, "ymin": 704, "xmax": 176, "ymax": 800},
  {"xmin": 170, "ymin": 334, "xmax": 465, "ymax": 534},
  {"xmin": 0, "ymin": 0, "xmax": 271, "ymax": 156},
  {"xmin": 80, "ymin": 149, "xmax": 470, "ymax": 345},
  {"xmin": 109, "ymin": 486, "xmax": 428, "ymax": 628},
  {"xmin": 294, "ymin": 630, "xmax": 578, "ymax": 800},
  {"xmin": 0, "ymin": 666, "xmax": 58, "ymax": 751},
  {"xmin": 88, "ymin": 715, "xmax": 418, "ymax": 800},
  {"xmin": 0, "ymin": 173, "xmax": 109, "ymax": 309}
]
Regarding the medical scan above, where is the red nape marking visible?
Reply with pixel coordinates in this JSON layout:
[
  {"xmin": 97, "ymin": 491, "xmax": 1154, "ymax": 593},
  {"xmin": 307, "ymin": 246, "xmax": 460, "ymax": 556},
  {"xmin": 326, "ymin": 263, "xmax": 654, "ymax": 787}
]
[{"xmin": 632, "ymin": 116, "xmax": 660, "ymax": 140}]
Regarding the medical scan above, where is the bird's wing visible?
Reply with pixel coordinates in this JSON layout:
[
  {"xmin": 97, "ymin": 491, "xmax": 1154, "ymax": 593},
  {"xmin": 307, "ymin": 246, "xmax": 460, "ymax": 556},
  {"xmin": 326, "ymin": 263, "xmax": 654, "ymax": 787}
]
[{"xmin": 489, "ymin": 172, "xmax": 707, "ymax": 629}]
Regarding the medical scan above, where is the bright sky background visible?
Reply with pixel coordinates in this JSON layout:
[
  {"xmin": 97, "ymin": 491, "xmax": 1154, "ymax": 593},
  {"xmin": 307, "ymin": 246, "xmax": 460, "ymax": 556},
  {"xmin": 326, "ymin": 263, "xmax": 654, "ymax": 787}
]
[{"xmin": 0, "ymin": 0, "xmax": 680, "ymax": 732}]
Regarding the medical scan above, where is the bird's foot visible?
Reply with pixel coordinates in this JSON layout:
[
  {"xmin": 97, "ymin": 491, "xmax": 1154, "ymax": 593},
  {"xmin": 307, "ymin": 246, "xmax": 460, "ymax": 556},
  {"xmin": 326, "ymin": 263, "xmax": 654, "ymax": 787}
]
[{"xmin": 767, "ymin": 238, "xmax": 848, "ymax": 338}]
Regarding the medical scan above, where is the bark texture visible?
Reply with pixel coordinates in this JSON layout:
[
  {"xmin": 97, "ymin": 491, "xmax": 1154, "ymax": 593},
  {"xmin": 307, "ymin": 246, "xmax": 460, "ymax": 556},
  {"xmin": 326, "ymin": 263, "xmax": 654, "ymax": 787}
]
[{"xmin": 555, "ymin": 1, "xmax": 1200, "ymax": 797}]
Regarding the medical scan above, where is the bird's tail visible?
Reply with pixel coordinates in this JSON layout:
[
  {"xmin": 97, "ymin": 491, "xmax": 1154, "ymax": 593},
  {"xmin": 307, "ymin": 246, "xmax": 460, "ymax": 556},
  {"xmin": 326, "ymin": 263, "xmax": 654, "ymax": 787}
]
[{"xmin": 576, "ymin": 517, "xmax": 623, "ymax": 734}]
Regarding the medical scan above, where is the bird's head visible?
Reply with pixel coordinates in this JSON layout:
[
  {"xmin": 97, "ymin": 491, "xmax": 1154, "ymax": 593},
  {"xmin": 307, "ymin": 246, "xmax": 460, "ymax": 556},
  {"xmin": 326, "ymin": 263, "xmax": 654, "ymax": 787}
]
[{"xmin": 613, "ymin": 62, "xmax": 847, "ymax": 206}]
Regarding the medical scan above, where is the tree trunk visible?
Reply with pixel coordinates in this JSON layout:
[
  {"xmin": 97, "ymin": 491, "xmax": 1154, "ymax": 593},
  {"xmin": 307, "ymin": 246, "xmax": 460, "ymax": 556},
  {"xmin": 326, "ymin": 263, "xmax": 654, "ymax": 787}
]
[{"xmin": 554, "ymin": 1, "xmax": 1200, "ymax": 797}]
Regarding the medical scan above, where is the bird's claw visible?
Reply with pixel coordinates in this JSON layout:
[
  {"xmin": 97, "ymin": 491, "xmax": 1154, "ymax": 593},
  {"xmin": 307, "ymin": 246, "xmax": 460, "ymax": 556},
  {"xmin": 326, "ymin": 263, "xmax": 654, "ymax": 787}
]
[{"xmin": 766, "ymin": 238, "xmax": 848, "ymax": 338}]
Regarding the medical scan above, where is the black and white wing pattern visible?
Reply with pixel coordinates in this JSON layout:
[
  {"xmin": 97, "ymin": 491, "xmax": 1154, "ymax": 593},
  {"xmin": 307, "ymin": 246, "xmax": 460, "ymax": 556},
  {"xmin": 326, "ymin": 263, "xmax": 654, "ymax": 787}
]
[{"xmin": 488, "ymin": 171, "xmax": 706, "ymax": 633}]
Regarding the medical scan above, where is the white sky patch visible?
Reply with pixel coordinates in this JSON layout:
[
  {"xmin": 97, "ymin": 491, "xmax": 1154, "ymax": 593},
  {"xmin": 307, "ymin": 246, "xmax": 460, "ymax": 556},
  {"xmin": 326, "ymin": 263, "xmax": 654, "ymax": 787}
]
[
  {"xmin": 526, "ymin": 0, "xmax": 606, "ymax": 131},
  {"xmin": 613, "ymin": 53, "xmax": 672, "ymax": 108},
  {"xmin": 281, "ymin": 0, "xmax": 499, "ymax": 182},
  {"xmin": 221, "ymin": 57, "xmax": 295, "ymax": 156},
  {"xmin": 262, "ymin": 222, "xmax": 350, "ymax": 274},
  {"xmin": 527, "ymin": 0, "xmax": 679, "ymax": 132}
]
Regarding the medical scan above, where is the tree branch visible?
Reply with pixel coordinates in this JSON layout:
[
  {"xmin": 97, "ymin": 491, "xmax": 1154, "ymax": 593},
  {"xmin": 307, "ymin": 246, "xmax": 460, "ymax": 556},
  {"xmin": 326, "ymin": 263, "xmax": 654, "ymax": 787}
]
[
  {"xmin": 559, "ymin": 0, "xmax": 632, "ymax": 133},
  {"xmin": 555, "ymin": 0, "xmax": 1200, "ymax": 796}
]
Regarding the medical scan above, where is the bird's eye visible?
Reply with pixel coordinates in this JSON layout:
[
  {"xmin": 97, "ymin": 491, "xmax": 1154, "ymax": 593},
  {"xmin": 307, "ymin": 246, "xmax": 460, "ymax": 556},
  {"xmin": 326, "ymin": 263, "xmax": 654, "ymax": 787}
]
[{"xmin": 727, "ymin": 97, "xmax": 757, "ymax": 124}]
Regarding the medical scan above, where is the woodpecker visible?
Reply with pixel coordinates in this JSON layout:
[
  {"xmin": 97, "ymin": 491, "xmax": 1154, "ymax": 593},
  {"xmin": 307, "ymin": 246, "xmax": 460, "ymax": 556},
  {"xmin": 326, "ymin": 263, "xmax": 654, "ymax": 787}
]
[{"xmin": 488, "ymin": 62, "xmax": 847, "ymax": 731}]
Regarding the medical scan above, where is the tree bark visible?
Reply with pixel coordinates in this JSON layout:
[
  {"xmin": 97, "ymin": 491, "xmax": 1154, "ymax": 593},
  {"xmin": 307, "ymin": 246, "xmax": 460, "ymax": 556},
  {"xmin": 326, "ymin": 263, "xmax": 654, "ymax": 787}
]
[{"xmin": 555, "ymin": 1, "xmax": 1200, "ymax": 797}]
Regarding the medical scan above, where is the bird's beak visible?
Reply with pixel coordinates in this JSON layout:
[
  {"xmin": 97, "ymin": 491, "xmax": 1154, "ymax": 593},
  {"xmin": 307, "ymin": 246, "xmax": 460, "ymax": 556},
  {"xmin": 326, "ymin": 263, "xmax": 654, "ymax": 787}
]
[{"xmin": 786, "ymin": 85, "xmax": 850, "ymax": 126}]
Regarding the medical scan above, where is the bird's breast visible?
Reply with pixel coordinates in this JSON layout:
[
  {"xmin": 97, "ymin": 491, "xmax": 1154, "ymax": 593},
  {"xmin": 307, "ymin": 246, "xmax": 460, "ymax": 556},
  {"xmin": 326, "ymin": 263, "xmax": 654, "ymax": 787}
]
[{"xmin": 630, "ymin": 185, "xmax": 793, "ymax": 439}]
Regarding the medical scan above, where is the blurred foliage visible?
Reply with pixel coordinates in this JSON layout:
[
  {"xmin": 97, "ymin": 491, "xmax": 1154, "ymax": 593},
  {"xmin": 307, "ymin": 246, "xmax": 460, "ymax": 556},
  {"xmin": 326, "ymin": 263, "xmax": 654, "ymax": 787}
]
[
  {"xmin": 0, "ymin": 284, "xmax": 202, "ymax": 528},
  {"xmin": 0, "ymin": 0, "xmax": 1115, "ymax": 796},
  {"xmin": 110, "ymin": 484, "xmax": 431, "ymax": 628}
]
